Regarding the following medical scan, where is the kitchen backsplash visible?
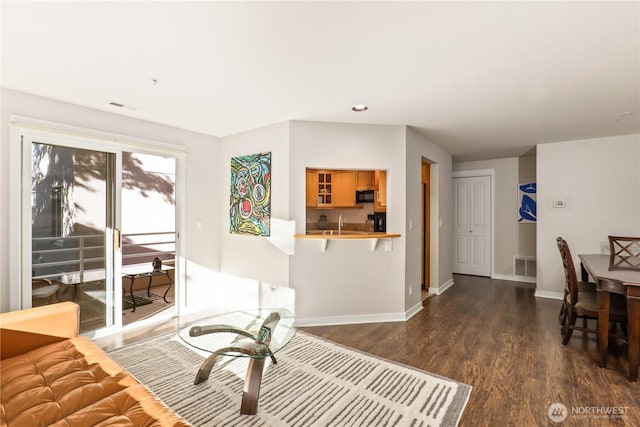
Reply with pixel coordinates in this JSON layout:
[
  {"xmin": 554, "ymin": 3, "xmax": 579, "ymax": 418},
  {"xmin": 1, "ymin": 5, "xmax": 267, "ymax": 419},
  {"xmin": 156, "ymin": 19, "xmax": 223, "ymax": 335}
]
[{"xmin": 306, "ymin": 206, "xmax": 374, "ymax": 230}]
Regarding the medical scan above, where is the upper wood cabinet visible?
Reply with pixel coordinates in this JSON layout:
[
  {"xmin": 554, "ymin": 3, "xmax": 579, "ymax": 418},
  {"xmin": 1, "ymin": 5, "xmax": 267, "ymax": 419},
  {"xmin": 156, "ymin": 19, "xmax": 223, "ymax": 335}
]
[
  {"xmin": 333, "ymin": 171, "xmax": 356, "ymax": 207},
  {"xmin": 316, "ymin": 171, "xmax": 333, "ymax": 207},
  {"xmin": 306, "ymin": 168, "xmax": 384, "ymax": 210},
  {"xmin": 374, "ymin": 170, "xmax": 387, "ymax": 212},
  {"xmin": 305, "ymin": 169, "xmax": 357, "ymax": 208},
  {"xmin": 355, "ymin": 171, "xmax": 374, "ymax": 191},
  {"xmin": 306, "ymin": 170, "xmax": 318, "ymax": 207}
]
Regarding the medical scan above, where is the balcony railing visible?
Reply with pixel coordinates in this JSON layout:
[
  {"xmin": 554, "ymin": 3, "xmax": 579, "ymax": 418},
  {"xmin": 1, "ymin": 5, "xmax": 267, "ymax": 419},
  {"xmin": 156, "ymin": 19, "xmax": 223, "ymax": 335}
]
[{"xmin": 32, "ymin": 231, "xmax": 175, "ymax": 284}]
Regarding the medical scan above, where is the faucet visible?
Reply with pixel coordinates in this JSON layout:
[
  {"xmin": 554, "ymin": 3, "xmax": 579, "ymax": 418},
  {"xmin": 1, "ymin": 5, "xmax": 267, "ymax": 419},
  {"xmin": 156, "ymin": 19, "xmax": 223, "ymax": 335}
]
[{"xmin": 338, "ymin": 215, "xmax": 344, "ymax": 235}]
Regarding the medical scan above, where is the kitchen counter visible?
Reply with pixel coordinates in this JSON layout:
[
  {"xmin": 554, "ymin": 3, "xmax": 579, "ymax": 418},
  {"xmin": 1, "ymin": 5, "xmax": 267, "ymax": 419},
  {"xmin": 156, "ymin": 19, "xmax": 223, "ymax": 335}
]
[
  {"xmin": 295, "ymin": 231, "xmax": 400, "ymax": 239},
  {"xmin": 294, "ymin": 231, "xmax": 401, "ymax": 251}
]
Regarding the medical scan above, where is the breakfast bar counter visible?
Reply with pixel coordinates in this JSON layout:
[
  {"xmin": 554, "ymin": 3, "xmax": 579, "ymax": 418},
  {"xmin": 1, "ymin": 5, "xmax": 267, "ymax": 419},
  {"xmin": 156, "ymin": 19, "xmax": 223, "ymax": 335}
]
[
  {"xmin": 294, "ymin": 232, "xmax": 401, "ymax": 239},
  {"xmin": 294, "ymin": 231, "xmax": 401, "ymax": 251}
]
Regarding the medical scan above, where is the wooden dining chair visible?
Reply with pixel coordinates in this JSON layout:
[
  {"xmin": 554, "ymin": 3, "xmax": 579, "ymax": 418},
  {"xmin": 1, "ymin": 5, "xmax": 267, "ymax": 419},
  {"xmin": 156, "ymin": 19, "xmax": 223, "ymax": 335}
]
[
  {"xmin": 556, "ymin": 237, "xmax": 596, "ymax": 325},
  {"xmin": 556, "ymin": 237, "xmax": 626, "ymax": 345},
  {"xmin": 608, "ymin": 236, "xmax": 640, "ymax": 270}
]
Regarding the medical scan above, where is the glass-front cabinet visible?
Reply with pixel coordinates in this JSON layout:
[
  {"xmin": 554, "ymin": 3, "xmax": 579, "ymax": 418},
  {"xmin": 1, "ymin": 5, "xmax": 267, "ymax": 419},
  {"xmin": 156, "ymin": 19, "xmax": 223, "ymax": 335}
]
[{"xmin": 317, "ymin": 171, "xmax": 332, "ymax": 206}]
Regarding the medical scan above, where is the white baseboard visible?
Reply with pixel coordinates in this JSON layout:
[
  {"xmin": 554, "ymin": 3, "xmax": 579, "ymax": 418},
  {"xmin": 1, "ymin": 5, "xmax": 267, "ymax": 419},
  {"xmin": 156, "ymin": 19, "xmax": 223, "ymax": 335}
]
[
  {"xmin": 298, "ymin": 300, "xmax": 425, "ymax": 327},
  {"xmin": 534, "ymin": 290, "xmax": 564, "ymax": 300},
  {"xmin": 405, "ymin": 301, "xmax": 423, "ymax": 320},
  {"xmin": 297, "ymin": 312, "xmax": 406, "ymax": 327},
  {"xmin": 492, "ymin": 274, "xmax": 536, "ymax": 284},
  {"xmin": 430, "ymin": 278, "xmax": 454, "ymax": 295}
]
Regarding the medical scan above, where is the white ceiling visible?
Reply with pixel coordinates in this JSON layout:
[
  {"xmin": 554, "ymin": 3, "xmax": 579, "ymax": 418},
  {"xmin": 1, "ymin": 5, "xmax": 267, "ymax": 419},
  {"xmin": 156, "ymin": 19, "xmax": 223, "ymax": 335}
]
[{"xmin": 2, "ymin": 1, "xmax": 639, "ymax": 161}]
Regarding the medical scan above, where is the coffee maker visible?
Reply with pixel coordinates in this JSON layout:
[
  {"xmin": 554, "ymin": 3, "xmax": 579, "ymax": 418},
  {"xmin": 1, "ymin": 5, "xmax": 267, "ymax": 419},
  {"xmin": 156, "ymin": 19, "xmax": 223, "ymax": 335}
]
[{"xmin": 372, "ymin": 212, "xmax": 386, "ymax": 232}]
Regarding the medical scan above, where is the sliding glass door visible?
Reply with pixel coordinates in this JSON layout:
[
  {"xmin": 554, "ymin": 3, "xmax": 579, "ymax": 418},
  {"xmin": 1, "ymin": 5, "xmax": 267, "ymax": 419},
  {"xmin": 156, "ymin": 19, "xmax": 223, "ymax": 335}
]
[
  {"xmin": 120, "ymin": 151, "xmax": 176, "ymax": 327},
  {"xmin": 29, "ymin": 141, "xmax": 118, "ymax": 332},
  {"xmin": 17, "ymin": 121, "xmax": 181, "ymax": 335}
]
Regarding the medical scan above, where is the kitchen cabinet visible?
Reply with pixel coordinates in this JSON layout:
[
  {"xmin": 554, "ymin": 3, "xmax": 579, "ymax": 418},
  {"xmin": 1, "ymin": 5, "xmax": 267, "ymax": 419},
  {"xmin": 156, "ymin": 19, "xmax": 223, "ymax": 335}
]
[
  {"xmin": 305, "ymin": 169, "xmax": 357, "ymax": 208},
  {"xmin": 306, "ymin": 170, "xmax": 318, "ymax": 207},
  {"xmin": 374, "ymin": 170, "xmax": 387, "ymax": 212},
  {"xmin": 316, "ymin": 171, "xmax": 333, "ymax": 207},
  {"xmin": 333, "ymin": 171, "xmax": 356, "ymax": 207},
  {"xmin": 355, "ymin": 171, "xmax": 374, "ymax": 191}
]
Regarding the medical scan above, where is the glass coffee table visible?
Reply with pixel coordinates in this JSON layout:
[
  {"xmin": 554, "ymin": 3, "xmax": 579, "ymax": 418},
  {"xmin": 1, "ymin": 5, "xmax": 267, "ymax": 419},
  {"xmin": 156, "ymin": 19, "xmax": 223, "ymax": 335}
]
[{"xmin": 178, "ymin": 308, "xmax": 296, "ymax": 415}]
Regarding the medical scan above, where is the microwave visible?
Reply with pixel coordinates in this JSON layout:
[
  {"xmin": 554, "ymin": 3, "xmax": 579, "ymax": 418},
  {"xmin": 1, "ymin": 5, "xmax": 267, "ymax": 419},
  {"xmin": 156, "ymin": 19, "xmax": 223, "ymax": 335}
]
[{"xmin": 355, "ymin": 190, "xmax": 374, "ymax": 204}]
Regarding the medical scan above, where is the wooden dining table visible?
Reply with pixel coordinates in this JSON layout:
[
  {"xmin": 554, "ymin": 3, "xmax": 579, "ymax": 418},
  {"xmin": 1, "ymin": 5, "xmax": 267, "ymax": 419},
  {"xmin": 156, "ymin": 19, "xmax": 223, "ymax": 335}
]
[{"xmin": 578, "ymin": 254, "xmax": 640, "ymax": 381}]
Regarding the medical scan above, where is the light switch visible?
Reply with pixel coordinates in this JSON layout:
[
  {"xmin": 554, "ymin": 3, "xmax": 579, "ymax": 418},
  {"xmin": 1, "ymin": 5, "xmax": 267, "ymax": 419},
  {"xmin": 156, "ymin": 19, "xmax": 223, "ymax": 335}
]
[{"xmin": 196, "ymin": 219, "xmax": 202, "ymax": 230}]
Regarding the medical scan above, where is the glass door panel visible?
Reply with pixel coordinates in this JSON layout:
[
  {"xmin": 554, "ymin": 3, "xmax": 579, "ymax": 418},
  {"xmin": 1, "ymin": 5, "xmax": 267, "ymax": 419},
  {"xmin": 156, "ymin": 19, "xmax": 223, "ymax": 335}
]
[
  {"xmin": 31, "ymin": 142, "xmax": 114, "ymax": 333},
  {"xmin": 121, "ymin": 151, "xmax": 176, "ymax": 326}
]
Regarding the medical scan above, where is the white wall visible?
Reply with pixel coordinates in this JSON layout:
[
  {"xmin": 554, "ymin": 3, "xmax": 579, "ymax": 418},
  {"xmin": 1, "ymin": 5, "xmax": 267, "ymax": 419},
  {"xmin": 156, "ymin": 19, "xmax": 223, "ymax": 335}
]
[
  {"xmin": 215, "ymin": 120, "xmax": 456, "ymax": 324},
  {"xmin": 289, "ymin": 121, "xmax": 408, "ymax": 324},
  {"xmin": 219, "ymin": 122, "xmax": 291, "ymax": 287},
  {"xmin": 453, "ymin": 157, "xmax": 520, "ymax": 278},
  {"xmin": 536, "ymin": 133, "xmax": 640, "ymax": 298},
  {"xmin": 1, "ymin": 91, "xmax": 457, "ymax": 326},
  {"xmin": 0, "ymin": 88, "xmax": 221, "ymax": 313},
  {"xmin": 406, "ymin": 127, "xmax": 454, "ymax": 300}
]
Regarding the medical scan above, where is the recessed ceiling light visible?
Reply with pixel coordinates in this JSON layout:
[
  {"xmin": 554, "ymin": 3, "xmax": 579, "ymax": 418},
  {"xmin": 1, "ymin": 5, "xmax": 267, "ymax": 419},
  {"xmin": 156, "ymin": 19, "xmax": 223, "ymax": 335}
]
[{"xmin": 352, "ymin": 104, "xmax": 368, "ymax": 112}]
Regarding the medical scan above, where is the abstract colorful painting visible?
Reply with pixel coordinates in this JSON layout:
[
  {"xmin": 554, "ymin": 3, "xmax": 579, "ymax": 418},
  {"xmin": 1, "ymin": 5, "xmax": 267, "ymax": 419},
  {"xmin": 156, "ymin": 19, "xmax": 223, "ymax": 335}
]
[
  {"xmin": 518, "ymin": 182, "xmax": 536, "ymax": 223},
  {"xmin": 230, "ymin": 152, "xmax": 271, "ymax": 236}
]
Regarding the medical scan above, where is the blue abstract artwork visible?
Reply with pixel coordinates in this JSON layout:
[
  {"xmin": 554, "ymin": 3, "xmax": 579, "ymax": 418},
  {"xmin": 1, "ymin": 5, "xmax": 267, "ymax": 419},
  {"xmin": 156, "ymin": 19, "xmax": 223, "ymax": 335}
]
[{"xmin": 518, "ymin": 183, "xmax": 536, "ymax": 223}]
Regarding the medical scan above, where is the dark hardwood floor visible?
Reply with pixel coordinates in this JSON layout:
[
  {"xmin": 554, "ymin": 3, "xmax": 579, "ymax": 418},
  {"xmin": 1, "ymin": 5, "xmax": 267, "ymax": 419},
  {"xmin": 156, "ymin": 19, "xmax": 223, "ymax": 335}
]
[
  {"xmin": 305, "ymin": 275, "xmax": 640, "ymax": 426},
  {"xmin": 95, "ymin": 274, "xmax": 640, "ymax": 426}
]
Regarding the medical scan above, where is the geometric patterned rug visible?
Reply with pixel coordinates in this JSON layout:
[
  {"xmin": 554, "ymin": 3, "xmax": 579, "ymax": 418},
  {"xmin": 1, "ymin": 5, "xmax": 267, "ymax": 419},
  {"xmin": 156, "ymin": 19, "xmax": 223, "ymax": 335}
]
[{"xmin": 108, "ymin": 331, "xmax": 471, "ymax": 426}]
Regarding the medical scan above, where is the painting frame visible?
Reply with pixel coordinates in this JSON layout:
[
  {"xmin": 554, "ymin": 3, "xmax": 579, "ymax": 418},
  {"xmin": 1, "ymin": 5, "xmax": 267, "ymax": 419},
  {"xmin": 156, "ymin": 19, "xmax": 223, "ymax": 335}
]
[{"xmin": 229, "ymin": 152, "xmax": 271, "ymax": 236}]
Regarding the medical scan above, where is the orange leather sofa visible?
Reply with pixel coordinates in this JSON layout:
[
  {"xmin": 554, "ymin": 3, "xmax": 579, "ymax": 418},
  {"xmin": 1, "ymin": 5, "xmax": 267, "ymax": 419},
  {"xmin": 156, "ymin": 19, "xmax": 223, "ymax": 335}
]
[{"xmin": 1, "ymin": 302, "xmax": 190, "ymax": 426}]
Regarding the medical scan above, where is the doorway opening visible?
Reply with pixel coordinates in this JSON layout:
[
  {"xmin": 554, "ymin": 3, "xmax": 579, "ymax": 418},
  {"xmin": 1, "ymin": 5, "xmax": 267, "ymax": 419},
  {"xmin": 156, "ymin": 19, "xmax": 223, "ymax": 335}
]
[{"xmin": 421, "ymin": 161, "xmax": 431, "ymax": 303}]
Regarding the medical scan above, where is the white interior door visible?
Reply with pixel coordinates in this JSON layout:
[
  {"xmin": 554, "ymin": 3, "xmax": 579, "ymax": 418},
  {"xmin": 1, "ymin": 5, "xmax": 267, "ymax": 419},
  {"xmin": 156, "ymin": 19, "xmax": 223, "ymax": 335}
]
[{"xmin": 454, "ymin": 175, "xmax": 491, "ymax": 276}]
